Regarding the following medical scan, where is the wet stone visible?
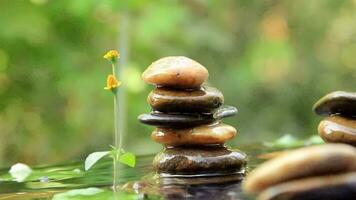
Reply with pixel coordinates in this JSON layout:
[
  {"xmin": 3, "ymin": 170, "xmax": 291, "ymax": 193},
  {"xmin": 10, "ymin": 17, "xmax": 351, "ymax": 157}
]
[
  {"xmin": 142, "ymin": 56, "xmax": 209, "ymax": 89},
  {"xmin": 153, "ymin": 146, "xmax": 246, "ymax": 176},
  {"xmin": 313, "ymin": 91, "xmax": 356, "ymax": 117},
  {"xmin": 151, "ymin": 123, "xmax": 237, "ymax": 147},
  {"xmin": 138, "ymin": 106, "xmax": 237, "ymax": 128},
  {"xmin": 318, "ymin": 115, "xmax": 356, "ymax": 146},
  {"xmin": 243, "ymin": 144, "xmax": 356, "ymax": 195},
  {"xmin": 148, "ymin": 86, "xmax": 224, "ymax": 113},
  {"xmin": 257, "ymin": 173, "xmax": 356, "ymax": 200}
]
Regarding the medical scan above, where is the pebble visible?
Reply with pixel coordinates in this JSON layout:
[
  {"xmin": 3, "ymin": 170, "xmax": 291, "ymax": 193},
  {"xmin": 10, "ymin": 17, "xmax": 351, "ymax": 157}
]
[
  {"xmin": 243, "ymin": 144, "xmax": 356, "ymax": 194},
  {"xmin": 318, "ymin": 115, "xmax": 356, "ymax": 146},
  {"xmin": 138, "ymin": 106, "xmax": 237, "ymax": 128},
  {"xmin": 148, "ymin": 86, "xmax": 224, "ymax": 113},
  {"xmin": 257, "ymin": 172, "xmax": 356, "ymax": 200},
  {"xmin": 153, "ymin": 146, "xmax": 246, "ymax": 176},
  {"xmin": 313, "ymin": 91, "xmax": 356, "ymax": 117},
  {"xmin": 151, "ymin": 123, "xmax": 237, "ymax": 146},
  {"xmin": 142, "ymin": 56, "xmax": 209, "ymax": 88}
]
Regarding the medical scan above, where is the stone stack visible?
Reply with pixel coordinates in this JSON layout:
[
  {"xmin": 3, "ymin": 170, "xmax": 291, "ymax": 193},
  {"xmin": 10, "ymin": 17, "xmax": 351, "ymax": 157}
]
[
  {"xmin": 313, "ymin": 91, "xmax": 356, "ymax": 146},
  {"xmin": 244, "ymin": 144, "xmax": 356, "ymax": 200},
  {"xmin": 243, "ymin": 91, "xmax": 356, "ymax": 200},
  {"xmin": 138, "ymin": 56, "xmax": 246, "ymax": 177}
]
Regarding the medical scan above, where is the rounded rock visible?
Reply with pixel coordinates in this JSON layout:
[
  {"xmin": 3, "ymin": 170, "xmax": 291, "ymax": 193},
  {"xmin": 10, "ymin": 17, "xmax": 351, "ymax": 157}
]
[
  {"xmin": 148, "ymin": 86, "xmax": 224, "ymax": 113},
  {"xmin": 153, "ymin": 146, "xmax": 246, "ymax": 176},
  {"xmin": 138, "ymin": 106, "xmax": 238, "ymax": 128},
  {"xmin": 313, "ymin": 91, "xmax": 356, "ymax": 117},
  {"xmin": 151, "ymin": 123, "xmax": 237, "ymax": 146},
  {"xmin": 257, "ymin": 172, "xmax": 356, "ymax": 200},
  {"xmin": 243, "ymin": 144, "xmax": 356, "ymax": 195},
  {"xmin": 318, "ymin": 115, "xmax": 356, "ymax": 146},
  {"xmin": 142, "ymin": 56, "xmax": 209, "ymax": 88}
]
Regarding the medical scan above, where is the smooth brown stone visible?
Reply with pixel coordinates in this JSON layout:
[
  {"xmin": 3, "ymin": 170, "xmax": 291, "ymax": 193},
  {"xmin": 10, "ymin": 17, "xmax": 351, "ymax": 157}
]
[
  {"xmin": 243, "ymin": 144, "xmax": 356, "ymax": 195},
  {"xmin": 257, "ymin": 172, "xmax": 356, "ymax": 200},
  {"xmin": 313, "ymin": 91, "xmax": 356, "ymax": 117},
  {"xmin": 151, "ymin": 123, "xmax": 237, "ymax": 146},
  {"xmin": 153, "ymin": 146, "xmax": 246, "ymax": 176},
  {"xmin": 318, "ymin": 116, "xmax": 356, "ymax": 146},
  {"xmin": 148, "ymin": 86, "xmax": 224, "ymax": 113},
  {"xmin": 142, "ymin": 56, "xmax": 209, "ymax": 88}
]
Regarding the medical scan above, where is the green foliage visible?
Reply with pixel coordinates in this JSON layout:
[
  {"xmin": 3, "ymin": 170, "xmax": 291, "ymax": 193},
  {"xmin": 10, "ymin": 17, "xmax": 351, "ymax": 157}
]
[
  {"xmin": 9, "ymin": 163, "xmax": 32, "ymax": 182},
  {"xmin": 85, "ymin": 151, "xmax": 110, "ymax": 171},
  {"xmin": 52, "ymin": 187, "xmax": 162, "ymax": 200},
  {"xmin": 0, "ymin": 0, "xmax": 355, "ymax": 166},
  {"xmin": 53, "ymin": 188, "xmax": 105, "ymax": 200},
  {"xmin": 84, "ymin": 148, "xmax": 136, "ymax": 171},
  {"xmin": 119, "ymin": 152, "xmax": 136, "ymax": 168},
  {"xmin": 263, "ymin": 134, "xmax": 324, "ymax": 149}
]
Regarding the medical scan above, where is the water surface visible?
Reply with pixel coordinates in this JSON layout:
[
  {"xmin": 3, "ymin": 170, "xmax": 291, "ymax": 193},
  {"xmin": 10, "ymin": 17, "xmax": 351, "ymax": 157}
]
[{"xmin": 0, "ymin": 145, "xmax": 270, "ymax": 200}]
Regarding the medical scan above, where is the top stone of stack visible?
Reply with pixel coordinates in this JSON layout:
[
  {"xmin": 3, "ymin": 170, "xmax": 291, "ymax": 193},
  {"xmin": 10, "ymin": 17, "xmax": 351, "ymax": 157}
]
[
  {"xmin": 142, "ymin": 56, "xmax": 209, "ymax": 88},
  {"xmin": 313, "ymin": 91, "xmax": 356, "ymax": 117}
]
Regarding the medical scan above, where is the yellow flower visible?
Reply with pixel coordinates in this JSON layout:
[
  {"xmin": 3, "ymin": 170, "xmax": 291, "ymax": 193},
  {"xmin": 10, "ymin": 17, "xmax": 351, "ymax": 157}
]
[
  {"xmin": 104, "ymin": 74, "xmax": 121, "ymax": 90},
  {"xmin": 103, "ymin": 50, "xmax": 120, "ymax": 62}
]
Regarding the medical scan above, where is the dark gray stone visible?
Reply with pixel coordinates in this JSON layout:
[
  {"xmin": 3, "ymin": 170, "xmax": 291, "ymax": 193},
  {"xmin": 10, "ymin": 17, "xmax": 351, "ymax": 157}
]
[
  {"xmin": 148, "ymin": 86, "xmax": 224, "ymax": 113},
  {"xmin": 138, "ymin": 106, "xmax": 237, "ymax": 128},
  {"xmin": 313, "ymin": 91, "xmax": 356, "ymax": 117}
]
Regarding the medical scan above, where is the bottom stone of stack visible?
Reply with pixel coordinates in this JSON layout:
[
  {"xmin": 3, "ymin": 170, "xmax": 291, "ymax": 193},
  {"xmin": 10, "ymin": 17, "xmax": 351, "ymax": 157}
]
[{"xmin": 153, "ymin": 146, "xmax": 246, "ymax": 177}]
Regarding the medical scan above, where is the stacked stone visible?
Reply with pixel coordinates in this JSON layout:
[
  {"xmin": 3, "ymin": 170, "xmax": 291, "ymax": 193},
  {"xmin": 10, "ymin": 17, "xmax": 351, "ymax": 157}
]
[
  {"xmin": 244, "ymin": 144, "xmax": 356, "ymax": 200},
  {"xmin": 243, "ymin": 92, "xmax": 356, "ymax": 200},
  {"xmin": 313, "ymin": 91, "xmax": 356, "ymax": 146},
  {"xmin": 138, "ymin": 56, "xmax": 246, "ymax": 177}
]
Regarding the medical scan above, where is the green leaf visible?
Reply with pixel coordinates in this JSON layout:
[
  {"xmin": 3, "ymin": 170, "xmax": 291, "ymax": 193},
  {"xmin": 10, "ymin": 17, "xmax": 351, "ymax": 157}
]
[
  {"xmin": 263, "ymin": 134, "xmax": 325, "ymax": 149},
  {"xmin": 119, "ymin": 152, "xmax": 136, "ymax": 167},
  {"xmin": 263, "ymin": 134, "xmax": 300, "ymax": 148},
  {"xmin": 52, "ymin": 188, "xmax": 104, "ymax": 200},
  {"xmin": 52, "ymin": 187, "xmax": 160, "ymax": 200},
  {"xmin": 9, "ymin": 163, "xmax": 32, "ymax": 182},
  {"xmin": 84, "ymin": 151, "xmax": 110, "ymax": 171},
  {"xmin": 306, "ymin": 135, "xmax": 325, "ymax": 145}
]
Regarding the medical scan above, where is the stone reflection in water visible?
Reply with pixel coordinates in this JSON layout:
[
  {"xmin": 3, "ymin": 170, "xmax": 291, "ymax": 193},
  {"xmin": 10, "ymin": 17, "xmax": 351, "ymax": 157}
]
[
  {"xmin": 139, "ymin": 56, "xmax": 246, "ymax": 180},
  {"xmin": 159, "ymin": 179, "xmax": 244, "ymax": 200}
]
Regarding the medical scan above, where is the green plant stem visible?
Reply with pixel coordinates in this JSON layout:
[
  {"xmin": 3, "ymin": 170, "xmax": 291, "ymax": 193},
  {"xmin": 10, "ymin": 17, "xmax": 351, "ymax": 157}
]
[
  {"xmin": 112, "ymin": 152, "xmax": 117, "ymax": 192},
  {"xmin": 112, "ymin": 94, "xmax": 122, "ymax": 190},
  {"xmin": 111, "ymin": 63, "xmax": 116, "ymax": 76}
]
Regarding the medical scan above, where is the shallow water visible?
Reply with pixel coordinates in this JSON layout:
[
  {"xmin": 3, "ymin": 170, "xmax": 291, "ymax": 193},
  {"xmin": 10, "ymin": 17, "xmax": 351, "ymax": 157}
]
[{"xmin": 0, "ymin": 144, "xmax": 271, "ymax": 200}]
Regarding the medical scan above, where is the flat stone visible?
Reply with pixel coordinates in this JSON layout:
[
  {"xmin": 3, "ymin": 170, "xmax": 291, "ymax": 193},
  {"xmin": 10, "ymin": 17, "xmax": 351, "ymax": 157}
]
[
  {"xmin": 153, "ymin": 146, "xmax": 246, "ymax": 176},
  {"xmin": 142, "ymin": 56, "xmax": 209, "ymax": 88},
  {"xmin": 313, "ymin": 91, "xmax": 356, "ymax": 117},
  {"xmin": 151, "ymin": 123, "xmax": 237, "ymax": 146},
  {"xmin": 138, "ymin": 106, "xmax": 237, "ymax": 128},
  {"xmin": 148, "ymin": 86, "xmax": 224, "ymax": 113},
  {"xmin": 318, "ymin": 116, "xmax": 356, "ymax": 146},
  {"xmin": 243, "ymin": 144, "xmax": 356, "ymax": 195},
  {"xmin": 257, "ymin": 173, "xmax": 356, "ymax": 200}
]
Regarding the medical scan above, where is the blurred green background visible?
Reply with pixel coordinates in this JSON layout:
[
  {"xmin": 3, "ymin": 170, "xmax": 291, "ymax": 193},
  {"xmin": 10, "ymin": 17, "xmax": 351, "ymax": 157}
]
[{"xmin": 0, "ymin": 0, "xmax": 355, "ymax": 167}]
